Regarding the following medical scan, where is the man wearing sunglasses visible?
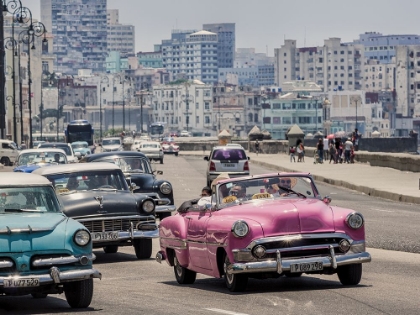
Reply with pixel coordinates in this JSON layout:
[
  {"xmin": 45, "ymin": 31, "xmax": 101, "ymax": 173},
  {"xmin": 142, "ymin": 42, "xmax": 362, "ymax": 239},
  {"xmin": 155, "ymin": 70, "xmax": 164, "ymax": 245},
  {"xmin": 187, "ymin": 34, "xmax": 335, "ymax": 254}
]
[{"xmin": 230, "ymin": 184, "xmax": 247, "ymax": 199}]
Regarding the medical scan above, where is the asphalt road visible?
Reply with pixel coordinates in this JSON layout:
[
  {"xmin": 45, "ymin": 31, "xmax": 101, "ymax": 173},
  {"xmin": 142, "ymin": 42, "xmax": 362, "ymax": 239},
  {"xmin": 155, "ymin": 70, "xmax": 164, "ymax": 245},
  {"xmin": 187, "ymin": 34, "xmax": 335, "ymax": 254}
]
[{"xmin": 1, "ymin": 155, "xmax": 420, "ymax": 314}]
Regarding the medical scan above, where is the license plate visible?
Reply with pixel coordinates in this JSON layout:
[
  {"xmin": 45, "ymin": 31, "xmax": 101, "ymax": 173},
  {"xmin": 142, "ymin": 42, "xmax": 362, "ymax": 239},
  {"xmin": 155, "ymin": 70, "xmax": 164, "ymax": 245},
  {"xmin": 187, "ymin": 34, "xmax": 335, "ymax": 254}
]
[
  {"xmin": 223, "ymin": 163, "xmax": 236, "ymax": 167},
  {"xmin": 92, "ymin": 231, "xmax": 119, "ymax": 241},
  {"xmin": 290, "ymin": 262, "xmax": 323, "ymax": 273},
  {"xmin": 4, "ymin": 278, "xmax": 40, "ymax": 288}
]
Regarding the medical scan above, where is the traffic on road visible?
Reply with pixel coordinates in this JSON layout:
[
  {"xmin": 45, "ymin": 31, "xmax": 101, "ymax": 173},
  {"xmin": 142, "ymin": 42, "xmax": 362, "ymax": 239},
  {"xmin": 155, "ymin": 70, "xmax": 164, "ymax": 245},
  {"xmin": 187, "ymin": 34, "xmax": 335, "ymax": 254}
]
[{"xmin": 0, "ymin": 141, "xmax": 419, "ymax": 314}]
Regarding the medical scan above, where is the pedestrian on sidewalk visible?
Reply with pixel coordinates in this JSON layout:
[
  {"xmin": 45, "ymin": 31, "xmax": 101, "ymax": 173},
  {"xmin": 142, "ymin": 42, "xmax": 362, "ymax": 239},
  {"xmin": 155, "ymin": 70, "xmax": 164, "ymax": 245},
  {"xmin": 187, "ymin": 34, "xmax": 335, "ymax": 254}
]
[
  {"xmin": 329, "ymin": 143, "xmax": 337, "ymax": 164},
  {"xmin": 350, "ymin": 147, "xmax": 356, "ymax": 164},
  {"xmin": 323, "ymin": 136, "xmax": 329, "ymax": 160},
  {"xmin": 316, "ymin": 138, "xmax": 324, "ymax": 164},
  {"xmin": 255, "ymin": 139, "xmax": 260, "ymax": 155},
  {"xmin": 344, "ymin": 138, "xmax": 354, "ymax": 163},
  {"xmin": 289, "ymin": 146, "xmax": 296, "ymax": 162}
]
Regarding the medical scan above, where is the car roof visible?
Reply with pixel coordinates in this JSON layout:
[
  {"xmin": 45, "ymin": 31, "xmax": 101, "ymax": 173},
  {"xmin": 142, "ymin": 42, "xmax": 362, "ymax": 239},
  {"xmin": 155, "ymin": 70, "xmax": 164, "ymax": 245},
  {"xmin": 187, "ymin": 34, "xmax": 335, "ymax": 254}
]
[
  {"xmin": 212, "ymin": 146, "xmax": 246, "ymax": 151},
  {"xmin": 141, "ymin": 141, "xmax": 160, "ymax": 145},
  {"xmin": 39, "ymin": 142, "xmax": 69, "ymax": 146},
  {"xmin": 80, "ymin": 151, "xmax": 147, "ymax": 162},
  {"xmin": 102, "ymin": 137, "xmax": 121, "ymax": 140},
  {"xmin": 18, "ymin": 148, "xmax": 67, "ymax": 155},
  {"xmin": 32, "ymin": 162, "xmax": 121, "ymax": 176},
  {"xmin": 71, "ymin": 141, "xmax": 88, "ymax": 144},
  {"xmin": 0, "ymin": 173, "xmax": 52, "ymax": 186}
]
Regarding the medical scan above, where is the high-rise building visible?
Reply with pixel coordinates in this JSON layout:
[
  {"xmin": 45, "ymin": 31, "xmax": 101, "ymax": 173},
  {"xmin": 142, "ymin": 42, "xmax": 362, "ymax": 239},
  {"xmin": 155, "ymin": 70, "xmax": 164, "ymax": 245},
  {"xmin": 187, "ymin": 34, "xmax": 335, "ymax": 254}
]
[
  {"xmin": 203, "ymin": 23, "xmax": 235, "ymax": 68},
  {"xmin": 40, "ymin": 0, "xmax": 108, "ymax": 74},
  {"xmin": 107, "ymin": 9, "xmax": 135, "ymax": 56},
  {"xmin": 162, "ymin": 30, "xmax": 218, "ymax": 84}
]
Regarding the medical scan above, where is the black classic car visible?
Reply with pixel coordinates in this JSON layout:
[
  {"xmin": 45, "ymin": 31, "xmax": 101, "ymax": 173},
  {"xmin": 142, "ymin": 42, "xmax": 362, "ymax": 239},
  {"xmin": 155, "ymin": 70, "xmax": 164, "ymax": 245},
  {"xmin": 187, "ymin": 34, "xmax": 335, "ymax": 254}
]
[
  {"xmin": 33, "ymin": 163, "xmax": 165, "ymax": 259},
  {"xmin": 79, "ymin": 151, "xmax": 175, "ymax": 219}
]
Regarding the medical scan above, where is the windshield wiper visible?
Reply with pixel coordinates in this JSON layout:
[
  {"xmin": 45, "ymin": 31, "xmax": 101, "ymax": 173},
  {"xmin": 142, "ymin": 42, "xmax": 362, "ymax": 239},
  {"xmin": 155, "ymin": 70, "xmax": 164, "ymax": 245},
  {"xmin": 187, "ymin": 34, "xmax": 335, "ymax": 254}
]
[
  {"xmin": 5, "ymin": 208, "xmax": 47, "ymax": 213},
  {"xmin": 91, "ymin": 188, "xmax": 118, "ymax": 191},
  {"xmin": 278, "ymin": 186, "xmax": 307, "ymax": 198}
]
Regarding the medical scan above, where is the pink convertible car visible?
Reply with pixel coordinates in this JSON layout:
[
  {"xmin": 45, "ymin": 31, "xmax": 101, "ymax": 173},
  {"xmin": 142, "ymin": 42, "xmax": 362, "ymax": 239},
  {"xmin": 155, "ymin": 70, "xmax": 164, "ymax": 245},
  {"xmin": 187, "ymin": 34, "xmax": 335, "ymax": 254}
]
[{"xmin": 156, "ymin": 173, "xmax": 371, "ymax": 292}]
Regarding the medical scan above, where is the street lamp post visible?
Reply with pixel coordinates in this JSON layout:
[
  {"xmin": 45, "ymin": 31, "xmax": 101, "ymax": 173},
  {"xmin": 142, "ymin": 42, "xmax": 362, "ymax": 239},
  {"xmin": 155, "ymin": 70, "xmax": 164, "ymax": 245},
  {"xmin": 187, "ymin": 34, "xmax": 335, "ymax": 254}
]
[
  {"xmin": 4, "ymin": 23, "xmax": 17, "ymax": 143},
  {"xmin": 99, "ymin": 75, "xmax": 109, "ymax": 140},
  {"xmin": 181, "ymin": 81, "xmax": 193, "ymax": 132},
  {"xmin": 0, "ymin": 0, "xmax": 23, "ymax": 139}
]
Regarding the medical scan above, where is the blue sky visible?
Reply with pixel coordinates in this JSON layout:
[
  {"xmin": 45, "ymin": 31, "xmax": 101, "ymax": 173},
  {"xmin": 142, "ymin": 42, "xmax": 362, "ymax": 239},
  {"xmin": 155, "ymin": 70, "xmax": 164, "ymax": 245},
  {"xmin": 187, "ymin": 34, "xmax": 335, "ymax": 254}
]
[{"xmin": 29, "ymin": 0, "xmax": 420, "ymax": 56}]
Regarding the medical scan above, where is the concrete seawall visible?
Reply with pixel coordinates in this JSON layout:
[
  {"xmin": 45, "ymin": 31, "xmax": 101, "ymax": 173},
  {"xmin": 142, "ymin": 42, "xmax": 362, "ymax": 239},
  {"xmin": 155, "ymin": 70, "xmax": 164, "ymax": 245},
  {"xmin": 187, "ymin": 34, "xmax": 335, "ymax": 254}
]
[{"xmin": 176, "ymin": 140, "xmax": 420, "ymax": 173}]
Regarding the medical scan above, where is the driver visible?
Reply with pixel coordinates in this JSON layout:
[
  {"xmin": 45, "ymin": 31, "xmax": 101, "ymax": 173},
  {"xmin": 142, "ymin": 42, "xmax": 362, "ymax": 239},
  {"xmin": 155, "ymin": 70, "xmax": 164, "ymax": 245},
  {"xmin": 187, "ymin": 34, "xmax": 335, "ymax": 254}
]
[
  {"xmin": 66, "ymin": 177, "xmax": 79, "ymax": 190},
  {"xmin": 129, "ymin": 159, "xmax": 142, "ymax": 171},
  {"xmin": 89, "ymin": 175, "xmax": 108, "ymax": 189},
  {"xmin": 230, "ymin": 183, "xmax": 247, "ymax": 200},
  {"xmin": 53, "ymin": 153, "xmax": 63, "ymax": 164}
]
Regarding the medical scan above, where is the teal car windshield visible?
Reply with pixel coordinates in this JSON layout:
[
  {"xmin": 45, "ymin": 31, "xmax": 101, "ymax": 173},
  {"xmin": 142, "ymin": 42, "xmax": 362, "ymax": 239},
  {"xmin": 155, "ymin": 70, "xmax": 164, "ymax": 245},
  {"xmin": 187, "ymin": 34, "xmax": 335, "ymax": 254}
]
[{"xmin": 0, "ymin": 187, "xmax": 61, "ymax": 213}]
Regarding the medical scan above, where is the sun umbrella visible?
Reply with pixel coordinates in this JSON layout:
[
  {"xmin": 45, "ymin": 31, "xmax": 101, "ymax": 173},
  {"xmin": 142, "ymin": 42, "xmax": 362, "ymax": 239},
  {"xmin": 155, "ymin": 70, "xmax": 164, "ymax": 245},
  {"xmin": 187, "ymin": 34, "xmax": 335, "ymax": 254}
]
[
  {"xmin": 334, "ymin": 130, "xmax": 346, "ymax": 138},
  {"xmin": 327, "ymin": 134, "xmax": 335, "ymax": 140}
]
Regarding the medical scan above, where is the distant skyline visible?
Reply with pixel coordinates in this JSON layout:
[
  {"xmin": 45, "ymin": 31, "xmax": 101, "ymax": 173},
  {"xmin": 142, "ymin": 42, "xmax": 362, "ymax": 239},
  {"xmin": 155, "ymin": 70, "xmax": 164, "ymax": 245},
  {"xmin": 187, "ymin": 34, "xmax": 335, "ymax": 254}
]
[{"xmin": 29, "ymin": 0, "xmax": 420, "ymax": 56}]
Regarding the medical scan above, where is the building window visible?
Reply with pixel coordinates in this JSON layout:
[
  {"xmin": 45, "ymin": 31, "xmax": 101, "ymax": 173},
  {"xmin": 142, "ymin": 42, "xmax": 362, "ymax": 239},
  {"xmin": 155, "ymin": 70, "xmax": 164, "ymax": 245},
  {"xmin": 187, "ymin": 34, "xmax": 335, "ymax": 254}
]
[
  {"xmin": 204, "ymin": 102, "xmax": 210, "ymax": 110},
  {"xmin": 196, "ymin": 102, "xmax": 199, "ymax": 109},
  {"xmin": 205, "ymin": 116, "xmax": 210, "ymax": 124},
  {"xmin": 196, "ymin": 116, "xmax": 199, "ymax": 123}
]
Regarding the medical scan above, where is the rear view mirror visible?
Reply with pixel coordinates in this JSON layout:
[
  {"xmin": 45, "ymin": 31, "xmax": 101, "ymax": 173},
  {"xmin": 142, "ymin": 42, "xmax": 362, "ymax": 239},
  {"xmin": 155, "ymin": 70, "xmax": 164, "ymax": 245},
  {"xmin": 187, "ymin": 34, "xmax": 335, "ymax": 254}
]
[
  {"xmin": 323, "ymin": 196, "xmax": 332, "ymax": 204},
  {"xmin": 157, "ymin": 170, "xmax": 163, "ymax": 175},
  {"xmin": 248, "ymin": 157, "xmax": 251, "ymax": 160},
  {"xmin": 204, "ymin": 156, "xmax": 209, "ymax": 161}
]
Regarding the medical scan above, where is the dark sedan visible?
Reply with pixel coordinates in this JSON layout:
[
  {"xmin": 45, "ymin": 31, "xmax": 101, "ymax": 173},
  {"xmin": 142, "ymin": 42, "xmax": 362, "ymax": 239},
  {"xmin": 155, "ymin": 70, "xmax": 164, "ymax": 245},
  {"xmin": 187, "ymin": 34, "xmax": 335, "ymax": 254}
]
[
  {"xmin": 33, "ymin": 163, "xmax": 164, "ymax": 259},
  {"xmin": 79, "ymin": 151, "xmax": 176, "ymax": 220}
]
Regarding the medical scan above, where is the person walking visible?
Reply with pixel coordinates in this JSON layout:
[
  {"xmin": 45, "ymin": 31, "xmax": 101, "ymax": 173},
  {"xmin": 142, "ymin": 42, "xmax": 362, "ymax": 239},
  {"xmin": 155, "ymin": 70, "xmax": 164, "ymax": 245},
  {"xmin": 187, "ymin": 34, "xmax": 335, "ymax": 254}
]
[
  {"xmin": 255, "ymin": 139, "xmax": 260, "ymax": 155},
  {"xmin": 316, "ymin": 138, "xmax": 324, "ymax": 164},
  {"xmin": 289, "ymin": 146, "xmax": 296, "ymax": 162},
  {"xmin": 344, "ymin": 138, "xmax": 354, "ymax": 163},
  {"xmin": 323, "ymin": 136, "xmax": 329, "ymax": 160},
  {"xmin": 329, "ymin": 143, "xmax": 337, "ymax": 164}
]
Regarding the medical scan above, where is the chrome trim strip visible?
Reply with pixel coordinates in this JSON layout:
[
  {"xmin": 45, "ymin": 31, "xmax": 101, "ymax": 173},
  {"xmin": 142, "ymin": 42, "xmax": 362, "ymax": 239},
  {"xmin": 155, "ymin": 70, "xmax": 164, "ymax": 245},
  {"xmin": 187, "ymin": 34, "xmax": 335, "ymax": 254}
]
[
  {"xmin": 160, "ymin": 237, "xmax": 187, "ymax": 249},
  {"xmin": 32, "ymin": 254, "xmax": 96, "ymax": 267},
  {"xmin": 0, "ymin": 217, "xmax": 67, "ymax": 234},
  {"xmin": 226, "ymin": 252, "xmax": 371, "ymax": 275},
  {"xmin": 155, "ymin": 205, "xmax": 176, "ymax": 213},
  {"xmin": 264, "ymin": 243, "xmax": 340, "ymax": 254},
  {"xmin": 247, "ymin": 233, "xmax": 353, "ymax": 249},
  {"xmin": 91, "ymin": 229, "xmax": 158, "ymax": 243},
  {"xmin": 0, "ymin": 268, "xmax": 102, "ymax": 287},
  {"xmin": 0, "ymin": 260, "xmax": 13, "ymax": 268},
  {"xmin": 76, "ymin": 215, "xmax": 155, "ymax": 222}
]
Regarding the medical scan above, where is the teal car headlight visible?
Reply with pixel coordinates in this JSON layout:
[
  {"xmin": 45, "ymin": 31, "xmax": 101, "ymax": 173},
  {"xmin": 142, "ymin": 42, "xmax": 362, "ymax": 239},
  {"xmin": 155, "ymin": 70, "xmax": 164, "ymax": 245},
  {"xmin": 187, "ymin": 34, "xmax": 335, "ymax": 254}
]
[
  {"xmin": 142, "ymin": 200, "xmax": 155, "ymax": 213},
  {"xmin": 232, "ymin": 220, "xmax": 249, "ymax": 238},
  {"xmin": 74, "ymin": 229, "xmax": 91, "ymax": 246},
  {"xmin": 160, "ymin": 182, "xmax": 172, "ymax": 195},
  {"xmin": 346, "ymin": 212, "xmax": 364, "ymax": 229}
]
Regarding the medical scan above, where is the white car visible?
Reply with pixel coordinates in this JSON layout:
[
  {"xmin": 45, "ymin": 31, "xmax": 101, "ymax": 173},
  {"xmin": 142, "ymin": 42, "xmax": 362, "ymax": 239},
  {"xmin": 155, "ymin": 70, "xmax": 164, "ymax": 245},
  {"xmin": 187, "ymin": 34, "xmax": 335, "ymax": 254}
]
[
  {"xmin": 180, "ymin": 130, "xmax": 190, "ymax": 137},
  {"xmin": 139, "ymin": 141, "xmax": 164, "ymax": 164},
  {"xmin": 101, "ymin": 137, "xmax": 123, "ymax": 152},
  {"xmin": 131, "ymin": 140, "xmax": 142, "ymax": 152},
  {"xmin": 38, "ymin": 142, "xmax": 79, "ymax": 163},
  {"xmin": 161, "ymin": 139, "xmax": 179, "ymax": 156}
]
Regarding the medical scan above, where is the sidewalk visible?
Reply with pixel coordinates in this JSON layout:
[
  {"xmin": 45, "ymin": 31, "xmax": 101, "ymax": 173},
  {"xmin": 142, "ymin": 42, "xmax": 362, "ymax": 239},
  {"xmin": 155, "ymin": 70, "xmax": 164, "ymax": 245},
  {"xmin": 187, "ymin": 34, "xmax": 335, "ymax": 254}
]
[{"xmin": 180, "ymin": 150, "xmax": 420, "ymax": 205}]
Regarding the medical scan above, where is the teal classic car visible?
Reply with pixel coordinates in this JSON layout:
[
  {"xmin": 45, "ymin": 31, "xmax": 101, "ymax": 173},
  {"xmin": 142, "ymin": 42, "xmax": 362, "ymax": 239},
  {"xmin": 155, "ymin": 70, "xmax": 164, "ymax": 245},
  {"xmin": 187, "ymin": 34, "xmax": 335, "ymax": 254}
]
[
  {"xmin": 71, "ymin": 141, "xmax": 92, "ymax": 159},
  {"xmin": 0, "ymin": 173, "xmax": 101, "ymax": 308}
]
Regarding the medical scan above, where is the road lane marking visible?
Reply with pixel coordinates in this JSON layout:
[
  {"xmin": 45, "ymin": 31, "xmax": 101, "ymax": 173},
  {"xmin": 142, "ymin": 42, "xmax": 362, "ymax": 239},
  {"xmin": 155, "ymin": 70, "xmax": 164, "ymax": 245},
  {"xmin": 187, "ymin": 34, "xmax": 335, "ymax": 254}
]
[
  {"xmin": 204, "ymin": 309, "xmax": 249, "ymax": 315},
  {"xmin": 369, "ymin": 208, "xmax": 393, "ymax": 213}
]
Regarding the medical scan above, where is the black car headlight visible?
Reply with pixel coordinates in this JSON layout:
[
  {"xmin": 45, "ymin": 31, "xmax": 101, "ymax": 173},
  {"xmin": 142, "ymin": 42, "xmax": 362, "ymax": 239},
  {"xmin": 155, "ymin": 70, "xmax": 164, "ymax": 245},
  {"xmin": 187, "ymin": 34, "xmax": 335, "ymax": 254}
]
[
  {"xmin": 142, "ymin": 200, "xmax": 155, "ymax": 213},
  {"xmin": 160, "ymin": 182, "xmax": 172, "ymax": 195},
  {"xmin": 346, "ymin": 212, "xmax": 364, "ymax": 229},
  {"xmin": 74, "ymin": 229, "xmax": 91, "ymax": 246},
  {"xmin": 231, "ymin": 220, "xmax": 249, "ymax": 238}
]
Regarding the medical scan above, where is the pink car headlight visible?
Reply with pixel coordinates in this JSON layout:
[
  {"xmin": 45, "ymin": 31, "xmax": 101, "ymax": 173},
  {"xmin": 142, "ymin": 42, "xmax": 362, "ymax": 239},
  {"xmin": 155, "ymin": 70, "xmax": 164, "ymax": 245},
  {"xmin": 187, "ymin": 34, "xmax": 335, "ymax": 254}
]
[
  {"xmin": 346, "ymin": 212, "xmax": 364, "ymax": 229},
  {"xmin": 231, "ymin": 220, "xmax": 249, "ymax": 238}
]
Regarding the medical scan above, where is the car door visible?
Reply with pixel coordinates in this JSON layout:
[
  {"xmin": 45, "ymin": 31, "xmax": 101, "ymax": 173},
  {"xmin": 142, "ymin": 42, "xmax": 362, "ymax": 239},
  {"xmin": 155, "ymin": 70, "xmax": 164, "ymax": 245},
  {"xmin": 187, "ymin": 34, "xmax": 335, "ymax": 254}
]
[{"xmin": 185, "ymin": 206, "xmax": 212, "ymax": 271}]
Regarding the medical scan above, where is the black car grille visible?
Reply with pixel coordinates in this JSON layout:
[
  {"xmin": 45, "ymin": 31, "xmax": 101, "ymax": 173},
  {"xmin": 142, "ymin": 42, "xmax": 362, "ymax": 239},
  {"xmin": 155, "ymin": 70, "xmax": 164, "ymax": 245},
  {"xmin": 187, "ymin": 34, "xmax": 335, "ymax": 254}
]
[{"xmin": 81, "ymin": 218, "xmax": 153, "ymax": 233}]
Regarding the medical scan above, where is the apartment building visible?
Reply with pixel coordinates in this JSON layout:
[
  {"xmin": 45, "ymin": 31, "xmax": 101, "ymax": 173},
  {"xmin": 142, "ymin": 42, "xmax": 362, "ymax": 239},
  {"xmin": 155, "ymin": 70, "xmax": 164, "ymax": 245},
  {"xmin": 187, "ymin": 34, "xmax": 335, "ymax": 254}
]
[
  {"xmin": 151, "ymin": 81, "xmax": 214, "ymax": 135},
  {"xmin": 40, "ymin": 0, "xmax": 108, "ymax": 74},
  {"xmin": 274, "ymin": 38, "xmax": 364, "ymax": 92},
  {"xmin": 203, "ymin": 23, "xmax": 235, "ymax": 68},
  {"xmin": 107, "ymin": 9, "xmax": 135, "ymax": 56},
  {"xmin": 353, "ymin": 32, "xmax": 420, "ymax": 64},
  {"xmin": 363, "ymin": 59, "xmax": 395, "ymax": 92},
  {"xmin": 161, "ymin": 30, "xmax": 219, "ymax": 84}
]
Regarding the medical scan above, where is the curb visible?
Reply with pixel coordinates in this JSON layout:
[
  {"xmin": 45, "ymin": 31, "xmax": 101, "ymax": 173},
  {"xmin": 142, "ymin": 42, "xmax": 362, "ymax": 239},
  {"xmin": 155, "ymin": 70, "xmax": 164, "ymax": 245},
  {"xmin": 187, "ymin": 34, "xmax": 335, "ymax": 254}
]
[{"xmin": 180, "ymin": 153, "xmax": 420, "ymax": 205}]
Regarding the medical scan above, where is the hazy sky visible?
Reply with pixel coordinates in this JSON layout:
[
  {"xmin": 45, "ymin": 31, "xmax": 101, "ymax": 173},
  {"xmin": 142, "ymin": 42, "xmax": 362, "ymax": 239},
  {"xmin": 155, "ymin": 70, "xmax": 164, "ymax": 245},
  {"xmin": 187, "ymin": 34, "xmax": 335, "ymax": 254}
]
[{"xmin": 29, "ymin": 0, "xmax": 420, "ymax": 56}]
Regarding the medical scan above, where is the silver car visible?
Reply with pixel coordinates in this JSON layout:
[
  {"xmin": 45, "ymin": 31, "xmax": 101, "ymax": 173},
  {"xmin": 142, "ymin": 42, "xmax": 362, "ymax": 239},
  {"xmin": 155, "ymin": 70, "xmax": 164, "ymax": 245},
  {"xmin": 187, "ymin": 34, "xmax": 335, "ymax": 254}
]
[{"xmin": 204, "ymin": 146, "xmax": 250, "ymax": 187}]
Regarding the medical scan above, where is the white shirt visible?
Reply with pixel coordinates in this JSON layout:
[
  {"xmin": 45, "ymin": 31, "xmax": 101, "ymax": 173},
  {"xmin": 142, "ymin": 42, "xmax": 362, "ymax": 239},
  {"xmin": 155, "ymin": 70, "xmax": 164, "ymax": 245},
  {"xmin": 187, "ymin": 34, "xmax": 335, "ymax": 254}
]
[
  {"xmin": 345, "ymin": 140, "xmax": 353, "ymax": 151},
  {"xmin": 323, "ymin": 138, "xmax": 329, "ymax": 150}
]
